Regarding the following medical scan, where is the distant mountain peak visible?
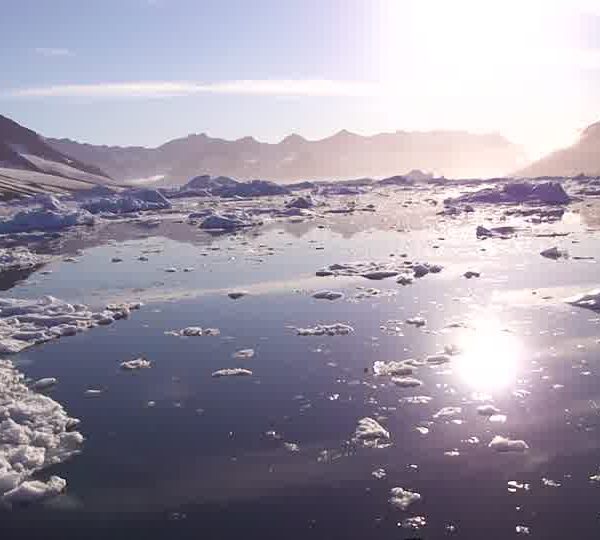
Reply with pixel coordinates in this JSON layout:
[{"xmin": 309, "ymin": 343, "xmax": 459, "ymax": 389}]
[{"xmin": 280, "ymin": 133, "xmax": 306, "ymax": 145}]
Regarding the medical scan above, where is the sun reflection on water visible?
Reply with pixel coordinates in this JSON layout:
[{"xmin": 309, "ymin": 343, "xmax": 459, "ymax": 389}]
[{"xmin": 454, "ymin": 319, "xmax": 523, "ymax": 393}]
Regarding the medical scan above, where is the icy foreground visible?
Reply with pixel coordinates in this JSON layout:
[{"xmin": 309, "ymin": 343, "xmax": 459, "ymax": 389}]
[
  {"xmin": 0, "ymin": 360, "xmax": 83, "ymax": 505},
  {"xmin": 0, "ymin": 296, "xmax": 141, "ymax": 354}
]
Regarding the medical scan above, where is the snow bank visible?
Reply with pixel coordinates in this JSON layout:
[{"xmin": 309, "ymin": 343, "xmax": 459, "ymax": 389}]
[
  {"xmin": 353, "ymin": 417, "xmax": 391, "ymax": 448},
  {"xmin": 0, "ymin": 360, "xmax": 83, "ymax": 505},
  {"xmin": 82, "ymin": 188, "xmax": 171, "ymax": 215}
]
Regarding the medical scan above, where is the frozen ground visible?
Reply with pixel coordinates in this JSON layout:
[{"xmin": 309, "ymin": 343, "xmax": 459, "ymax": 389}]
[{"xmin": 0, "ymin": 176, "xmax": 599, "ymax": 538}]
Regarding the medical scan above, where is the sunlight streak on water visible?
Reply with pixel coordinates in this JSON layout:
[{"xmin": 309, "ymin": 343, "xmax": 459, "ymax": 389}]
[{"xmin": 455, "ymin": 318, "xmax": 523, "ymax": 393}]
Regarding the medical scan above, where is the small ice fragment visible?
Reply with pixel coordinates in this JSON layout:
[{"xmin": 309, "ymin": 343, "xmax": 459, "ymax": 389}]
[
  {"xmin": 84, "ymin": 388, "xmax": 103, "ymax": 397},
  {"xmin": 392, "ymin": 376, "xmax": 423, "ymax": 388},
  {"xmin": 413, "ymin": 264, "xmax": 429, "ymax": 278},
  {"xmin": 361, "ymin": 271, "xmax": 398, "ymax": 280},
  {"xmin": 389, "ymin": 487, "xmax": 421, "ymax": 510},
  {"xmin": 540, "ymin": 247, "xmax": 568, "ymax": 260},
  {"xmin": 373, "ymin": 360, "xmax": 414, "ymax": 377},
  {"xmin": 353, "ymin": 417, "xmax": 390, "ymax": 448},
  {"xmin": 464, "ymin": 271, "xmax": 481, "ymax": 279},
  {"xmin": 111, "ymin": 257, "xmax": 123, "ymax": 263},
  {"xmin": 120, "ymin": 358, "xmax": 151, "ymax": 370},
  {"xmin": 312, "ymin": 290, "xmax": 344, "ymax": 301},
  {"xmin": 211, "ymin": 368, "xmax": 253, "ymax": 378},
  {"xmin": 489, "ymin": 435, "xmax": 529, "ymax": 452},
  {"xmin": 164, "ymin": 267, "xmax": 177, "ymax": 273},
  {"xmin": 415, "ymin": 426, "xmax": 430, "ymax": 435},
  {"xmin": 401, "ymin": 516, "xmax": 427, "ymax": 530},
  {"xmin": 232, "ymin": 348, "xmax": 255, "ymax": 359},
  {"xmin": 515, "ymin": 525, "xmax": 530, "ymax": 535},
  {"xmin": 426, "ymin": 354, "xmax": 451, "ymax": 365},
  {"xmin": 542, "ymin": 477, "xmax": 561, "ymax": 488},
  {"xmin": 433, "ymin": 406, "xmax": 462, "ymax": 419},
  {"xmin": 283, "ymin": 442, "xmax": 300, "ymax": 452},
  {"xmin": 32, "ymin": 377, "xmax": 57, "ymax": 390},
  {"xmin": 507, "ymin": 480, "xmax": 530, "ymax": 493},
  {"xmin": 489, "ymin": 414, "xmax": 507, "ymax": 423},
  {"xmin": 405, "ymin": 316, "xmax": 426, "ymax": 327},
  {"xmin": 396, "ymin": 274, "xmax": 413, "ymax": 285},
  {"xmin": 477, "ymin": 404, "xmax": 500, "ymax": 417},
  {"xmin": 295, "ymin": 323, "xmax": 354, "ymax": 336},
  {"xmin": 228, "ymin": 291, "xmax": 248, "ymax": 299},
  {"xmin": 372, "ymin": 468, "xmax": 387, "ymax": 479}
]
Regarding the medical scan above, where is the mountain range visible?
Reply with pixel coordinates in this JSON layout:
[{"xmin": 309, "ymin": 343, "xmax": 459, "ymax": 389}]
[{"xmin": 47, "ymin": 129, "xmax": 525, "ymax": 185}]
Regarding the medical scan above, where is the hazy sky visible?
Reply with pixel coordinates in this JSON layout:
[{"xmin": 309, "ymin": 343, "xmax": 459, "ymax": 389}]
[{"xmin": 1, "ymin": 0, "xmax": 599, "ymax": 159}]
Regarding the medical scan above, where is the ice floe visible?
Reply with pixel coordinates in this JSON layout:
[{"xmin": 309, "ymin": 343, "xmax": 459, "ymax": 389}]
[
  {"xmin": 540, "ymin": 247, "xmax": 568, "ymax": 260},
  {"xmin": 295, "ymin": 323, "xmax": 354, "ymax": 336},
  {"xmin": 232, "ymin": 348, "xmax": 255, "ymax": 359},
  {"xmin": 566, "ymin": 290, "xmax": 600, "ymax": 312},
  {"xmin": 389, "ymin": 487, "xmax": 422, "ymax": 510},
  {"xmin": 166, "ymin": 326, "xmax": 221, "ymax": 337},
  {"xmin": 0, "ymin": 296, "xmax": 141, "ymax": 354},
  {"xmin": 120, "ymin": 358, "xmax": 151, "ymax": 370},
  {"xmin": 227, "ymin": 291, "xmax": 248, "ymax": 300},
  {"xmin": 0, "ymin": 360, "xmax": 83, "ymax": 505},
  {"xmin": 392, "ymin": 376, "xmax": 423, "ymax": 388},
  {"xmin": 32, "ymin": 378, "xmax": 57, "ymax": 391},
  {"xmin": 211, "ymin": 368, "xmax": 253, "ymax": 378},
  {"xmin": 312, "ymin": 290, "xmax": 344, "ymax": 301},
  {"xmin": 82, "ymin": 188, "xmax": 171, "ymax": 215},
  {"xmin": 353, "ymin": 417, "xmax": 390, "ymax": 448},
  {"xmin": 0, "ymin": 247, "xmax": 45, "ymax": 273},
  {"xmin": 488, "ymin": 435, "xmax": 529, "ymax": 452},
  {"xmin": 373, "ymin": 360, "xmax": 414, "ymax": 377},
  {"xmin": 445, "ymin": 181, "xmax": 570, "ymax": 206},
  {"xmin": 406, "ymin": 316, "xmax": 426, "ymax": 327}
]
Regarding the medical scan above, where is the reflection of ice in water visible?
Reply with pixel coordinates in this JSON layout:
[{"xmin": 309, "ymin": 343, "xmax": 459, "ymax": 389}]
[{"xmin": 455, "ymin": 318, "xmax": 522, "ymax": 392}]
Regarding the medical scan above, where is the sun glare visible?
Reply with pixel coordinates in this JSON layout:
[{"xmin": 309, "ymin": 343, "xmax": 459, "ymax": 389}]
[{"xmin": 454, "ymin": 318, "xmax": 523, "ymax": 393}]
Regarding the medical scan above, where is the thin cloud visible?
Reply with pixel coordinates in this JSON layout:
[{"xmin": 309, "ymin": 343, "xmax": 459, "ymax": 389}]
[
  {"xmin": 34, "ymin": 47, "xmax": 73, "ymax": 57},
  {"xmin": 7, "ymin": 80, "xmax": 382, "ymax": 99}
]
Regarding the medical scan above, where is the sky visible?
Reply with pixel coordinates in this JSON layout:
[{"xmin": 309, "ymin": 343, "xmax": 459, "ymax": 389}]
[{"xmin": 1, "ymin": 0, "xmax": 600, "ymax": 159}]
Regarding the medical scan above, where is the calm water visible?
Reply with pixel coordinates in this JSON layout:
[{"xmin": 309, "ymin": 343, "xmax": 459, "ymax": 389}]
[{"xmin": 2, "ymin": 199, "xmax": 600, "ymax": 539}]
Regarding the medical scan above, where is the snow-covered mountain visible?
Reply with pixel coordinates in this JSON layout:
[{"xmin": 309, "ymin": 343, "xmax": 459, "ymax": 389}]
[
  {"xmin": 48, "ymin": 129, "xmax": 526, "ymax": 185},
  {"xmin": 0, "ymin": 114, "xmax": 114, "ymax": 198}
]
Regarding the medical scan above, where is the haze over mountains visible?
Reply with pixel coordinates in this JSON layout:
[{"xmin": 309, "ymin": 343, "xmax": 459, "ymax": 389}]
[
  {"xmin": 517, "ymin": 122, "xmax": 600, "ymax": 178},
  {"xmin": 48, "ymin": 129, "xmax": 525, "ymax": 186}
]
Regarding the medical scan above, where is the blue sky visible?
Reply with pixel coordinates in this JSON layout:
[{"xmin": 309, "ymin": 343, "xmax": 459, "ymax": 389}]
[{"xmin": 1, "ymin": 0, "xmax": 600, "ymax": 158}]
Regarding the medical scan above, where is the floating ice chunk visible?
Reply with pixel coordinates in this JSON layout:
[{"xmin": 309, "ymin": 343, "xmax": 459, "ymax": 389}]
[
  {"xmin": 312, "ymin": 290, "xmax": 344, "ymax": 301},
  {"xmin": 540, "ymin": 247, "xmax": 568, "ymax": 260},
  {"xmin": 167, "ymin": 326, "xmax": 221, "ymax": 337},
  {"xmin": 372, "ymin": 468, "xmax": 387, "ymax": 479},
  {"xmin": 84, "ymin": 389, "xmax": 103, "ymax": 397},
  {"xmin": 406, "ymin": 316, "xmax": 426, "ymax": 327},
  {"xmin": 446, "ymin": 181, "xmax": 570, "ymax": 206},
  {"xmin": 413, "ymin": 264, "xmax": 429, "ymax": 278},
  {"xmin": 227, "ymin": 291, "xmax": 248, "ymax": 300},
  {"xmin": 3, "ymin": 475, "xmax": 66, "ymax": 505},
  {"xmin": 164, "ymin": 267, "xmax": 177, "ymax": 273},
  {"xmin": 111, "ymin": 257, "xmax": 123, "ymax": 263},
  {"xmin": 489, "ymin": 435, "xmax": 529, "ymax": 452},
  {"xmin": 373, "ymin": 360, "xmax": 414, "ymax": 377},
  {"xmin": 0, "ymin": 205, "xmax": 94, "ymax": 234},
  {"xmin": 82, "ymin": 188, "xmax": 171, "ymax": 214},
  {"xmin": 396, "ymin": 274, "xmax": 414, "ymax": 286},
  {"xmin": 402, "ymin": 395, "xmax": 433, "ymax": 405},
  {"xmin": 0, "ymin": 247, "xmax": 45, "ymax": 273},
  {"xmin": 283, "ymin": 442, "xmax": 300, "ymax": 452},
  {"xmin": 392, "ymin": 377, "xmax": 423, "ymax": 388},
  {"xmin": 361, "ymin": 271, "xmax": 398, "ymax": 280},
  {"xmin": 0, "ymin": 360, "xmax": 83, "ymax": 504},
  {"xmin": 433, "ymin": 406, "xmax": 462, "ymax": 419},
  {"xmin": 389, "ymin": 487, "xmax": 421, "ymax": 510},
  {"xmin": 507, "ymin": 480, "xmax": 530, "ymax": 493},
  {"xmin": 295, "ymin": 323, "xmax": 354, "ymax": 336},
  {"xmin": 477, "ymin": 404, "xmax": 500, "ymax": 417},
  {"xmin": 426, "ymin": 354, "xmax": 451, "ymax": 365},
  {"xmin": 476, "ymin": 225, "xmax": 516, "ymax": 239},
  {"xmin": 489, "ymin": 414, "xmax": 507, "ymax": 423},
  {"xmin": 211, "ymin": 368, "xmax": 253, "ymax": 378},
  {"xmin": 0, "ymin": 296, "xmax": 138, "ymax": 354},
  {"xmin": 120, "ymin": 358, "xmax": 151, "ymax": 370},
  {"xmin": 232, "ymin": 348, "xmax": 255, "ymax": 359},
  {"xmin": 32, "ymin": 378, "xmax": 57, "ymax": 391},
  {"xmin": 200, "ymin": 213, "xmax": 257, "ymax": 231},
  {"xmin": 464, "ymin": 271, "xmax": 481, "ymax": 279},
  {"xmin": 515, "ymin": 525, "xmax": 531, "ymax": 535},
  {"xmin": 286, "ymin": 196, "xmax": 314, "ymax": 209},
  {"xmin": 542, "ymin": 477, "xmax": 561, "ymax": 488},
  {"xmin": 566, "ymin": 290, "xmax": 600, "ymax": 312},
  {"xmin": 353, "ymin": 417, "xmax": 390, "ymax": 448}
]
